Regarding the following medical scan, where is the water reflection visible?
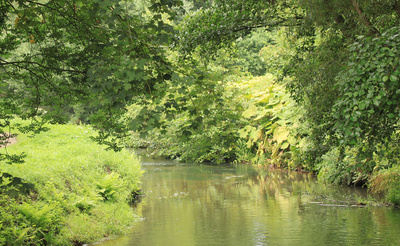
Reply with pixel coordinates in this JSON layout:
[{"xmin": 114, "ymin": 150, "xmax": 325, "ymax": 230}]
[{"xmin": 98, "ymin": 157, "xmax": 400, "ymax": 246}]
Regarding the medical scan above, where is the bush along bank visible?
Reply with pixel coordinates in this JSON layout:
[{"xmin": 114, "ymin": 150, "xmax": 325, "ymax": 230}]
[{"xmin": 0, "ymin": 122, "xmax": 143, "ymax": 245}]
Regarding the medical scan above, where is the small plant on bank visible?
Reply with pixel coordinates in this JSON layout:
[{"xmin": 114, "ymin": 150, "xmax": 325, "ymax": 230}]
[{"xmin": 370, "ymin": 166, "xmax": 400, "ymax": 206}]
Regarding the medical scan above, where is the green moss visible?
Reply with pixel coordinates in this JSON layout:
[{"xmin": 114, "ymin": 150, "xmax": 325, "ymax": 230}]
[{"xmin": 0, "ymin": 122, "xmax": 143, "ymax": 245}]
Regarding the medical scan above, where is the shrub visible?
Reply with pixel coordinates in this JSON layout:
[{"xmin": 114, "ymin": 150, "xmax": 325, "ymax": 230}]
[{"xmin": 317, "ymin": 145, "xmax": 375, "ymax": 186}]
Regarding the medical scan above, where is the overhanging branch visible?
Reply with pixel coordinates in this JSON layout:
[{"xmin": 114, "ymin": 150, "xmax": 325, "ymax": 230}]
[{"xmin": 0, "ymin": 59, "xmax": 85, "ymax": 74}]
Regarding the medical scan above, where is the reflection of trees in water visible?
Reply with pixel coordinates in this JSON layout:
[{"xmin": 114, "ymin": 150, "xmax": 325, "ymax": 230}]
[
  {"xmin": 255, "ymin": 168, "xmax": 313, "ymax": 200},
  {"xmin": 145, "ymin": 164, "xmax": 369, "ymax": 208}
]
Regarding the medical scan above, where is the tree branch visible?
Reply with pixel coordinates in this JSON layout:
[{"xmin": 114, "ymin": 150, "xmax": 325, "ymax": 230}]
[{"xmin": 0, "ymin": 59, "xmax": 85, "ymax": 74}]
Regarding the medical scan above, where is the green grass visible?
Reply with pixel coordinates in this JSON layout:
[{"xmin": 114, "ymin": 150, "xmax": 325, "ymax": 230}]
[{"xmin": 0, "ymin": 122, "xmax": 143, "ymax": 245}]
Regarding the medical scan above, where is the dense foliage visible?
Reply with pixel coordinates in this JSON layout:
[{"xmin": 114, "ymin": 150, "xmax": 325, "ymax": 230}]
[
  {"xmin": 334, "ymin": 26, "xmax": 400, "ymax": 146},
  {"xmin": 2, "ymin": 2, "xmax": 400, "ymax": 244}
]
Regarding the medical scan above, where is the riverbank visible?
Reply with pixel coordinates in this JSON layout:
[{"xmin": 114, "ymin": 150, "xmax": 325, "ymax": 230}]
[{"xmin": 0, "ymin": 123, "xmax": 143, "ymax": 245}]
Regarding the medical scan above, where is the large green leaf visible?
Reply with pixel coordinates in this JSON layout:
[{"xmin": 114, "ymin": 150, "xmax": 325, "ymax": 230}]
[
  {"xmin": 273, "ymin": 126, "xmax": 289, "ymax": 144},
  {"xmin": 242, "ymin": 104, "xmax": 258, "ymax": 118}
]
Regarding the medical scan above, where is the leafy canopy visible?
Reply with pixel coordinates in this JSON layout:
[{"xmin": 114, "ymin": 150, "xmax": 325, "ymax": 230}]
[{"xmin": 177, "ymin": 0, "xmax": 302, "ymax": 55}]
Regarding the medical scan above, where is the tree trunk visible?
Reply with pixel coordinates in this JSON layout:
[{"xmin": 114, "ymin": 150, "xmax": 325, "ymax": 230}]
[{"xmin": 351, "ymin": 0, "xmax": 380, "ymax": 35}]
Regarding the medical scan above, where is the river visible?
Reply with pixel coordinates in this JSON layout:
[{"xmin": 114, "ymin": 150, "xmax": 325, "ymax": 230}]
[{"xmin": 97, "ymin": 155, "xmax": 400, "ymax": 246}]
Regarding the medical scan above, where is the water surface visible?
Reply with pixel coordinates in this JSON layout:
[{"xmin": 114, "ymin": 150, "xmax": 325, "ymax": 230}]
[{"xmin": 98, "ymin": 156, "xmax": 400, "ymax": 246}]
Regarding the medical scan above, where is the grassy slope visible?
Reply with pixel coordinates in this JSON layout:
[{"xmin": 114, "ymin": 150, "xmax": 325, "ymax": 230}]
[{"xmin": 0, "ymin": 122, "xmax": 143, "ymax": 245}]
